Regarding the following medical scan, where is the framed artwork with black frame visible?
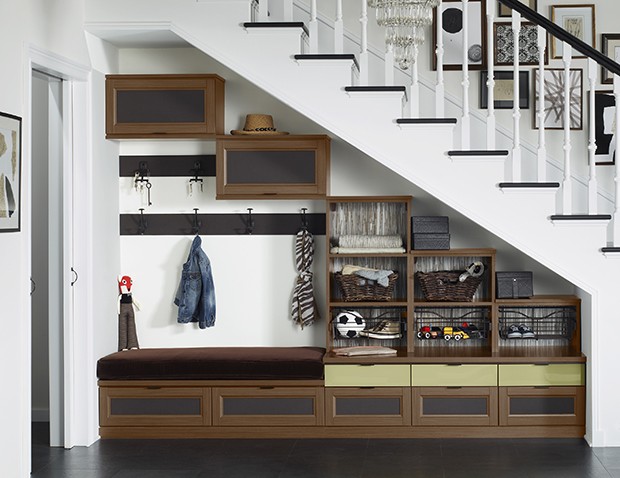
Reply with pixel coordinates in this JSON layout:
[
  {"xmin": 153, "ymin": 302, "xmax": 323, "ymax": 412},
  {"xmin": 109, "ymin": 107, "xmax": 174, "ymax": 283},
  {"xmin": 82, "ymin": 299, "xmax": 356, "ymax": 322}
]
[
  {"xmin": 498, "ymin": 0, "xmax": 537, "ymax": 18},
  {"xmin": 593, "ymin": 90, "xmax": 616, "ymax": 165},
  {"xmin": 550, "ymin": 4, "xmax": 596, "ymax": 59},
  {"xmin": 432, "ymin": 0, "xmax": 487, "ymax": 71},
  {"xmin": 533, "ymin": 68, "xmax": 583, "ymax": 130},
  {"xmin": 601, "ymin": 33, "xmax": 620, "ymax": 85},
  {"xmin": 0, "ymin": 111, "xmax": 22, "ymax": 233},
  {"xmin": 480, "ymin": 70, "xmax": 529, "ymax": 109},
  {"xmin": 494, "ymin": 22, "xmax": 547, "ymax": 66}
]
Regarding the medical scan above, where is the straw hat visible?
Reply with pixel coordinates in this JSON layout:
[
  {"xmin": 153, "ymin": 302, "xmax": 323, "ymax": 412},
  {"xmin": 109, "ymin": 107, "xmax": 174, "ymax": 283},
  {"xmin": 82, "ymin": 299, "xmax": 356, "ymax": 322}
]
[{"xmin": 230, "ymin": 114, "xmax": 289, "ymax": 135}]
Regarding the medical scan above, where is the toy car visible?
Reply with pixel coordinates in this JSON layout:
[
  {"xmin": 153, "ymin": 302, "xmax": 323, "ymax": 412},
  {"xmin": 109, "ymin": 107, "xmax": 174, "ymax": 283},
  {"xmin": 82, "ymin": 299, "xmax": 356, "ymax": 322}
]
[
  {"xmin": 417, "ymin": 325, "xmax": 442, "ymax": 339},
  {"xmin": 443, "ymin": 326, "xmax": 470, "ymax": 341}
]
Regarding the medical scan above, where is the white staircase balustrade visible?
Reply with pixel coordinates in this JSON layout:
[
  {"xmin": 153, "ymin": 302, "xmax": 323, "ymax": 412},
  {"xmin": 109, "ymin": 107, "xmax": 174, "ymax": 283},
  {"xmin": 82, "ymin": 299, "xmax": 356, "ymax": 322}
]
[
  {"xmin": 588, "ymin": 58, "xmax": 598, "ymax": 215},
  {"xmin": 358, "ymin": 0, "xmax": 369, "ymax": 86},
  {"xmin": 308, "ymin": 0, "xmax": 318, "ymax": 53},
  {"xmin": 614, "ymin": 72, "xmax": 620, "ymax": 246},
  {"xmin": 435, "ymin": 0, "xmax": 445, "ymax": 117},
  {"xmin": 561, "ymin": 43, "xmax": 573, "ymax": 215},
  {"xmin": 485, "ymin": 0, "xmax": 495, "ymax": 150},
  {"xmin": 460, "ymin": 0, "xmax": 471, "ymax": 149},
  {"xmin": 536, "ymin": 25, "xmax": 547, "ymax": 182},
  {"xmin": 334, "ymin": 0, "xmax": 343, "ymax": 54},
  {"xmin": 511, "ymin": 11, "xmax": 522, "ymax": 182}
]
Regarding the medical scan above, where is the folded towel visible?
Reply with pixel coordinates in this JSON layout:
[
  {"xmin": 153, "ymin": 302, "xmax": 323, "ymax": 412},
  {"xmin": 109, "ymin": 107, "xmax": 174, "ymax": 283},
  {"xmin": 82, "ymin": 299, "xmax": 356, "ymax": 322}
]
[
  {"xmin": 339, "ymin": 235, "xmax": 402, "ymax": 249},
  {"xmin": 354, "ymin": 268, "xmax": 394, "ymax": 287},
  {"xmin": 330, "ymin": 246, "xmax": 407, "ymax": 254},
  {"xmin": 332, "ymin": 346, "xmax": 397, "ymax": 357},
  {"xmin": 341, "ymin": 264, "xmax": 372, "ymax": 275}
]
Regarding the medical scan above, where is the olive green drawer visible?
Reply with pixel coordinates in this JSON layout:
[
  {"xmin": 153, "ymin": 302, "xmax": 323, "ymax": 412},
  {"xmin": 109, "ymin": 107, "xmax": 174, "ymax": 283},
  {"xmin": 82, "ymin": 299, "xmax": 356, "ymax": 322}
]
[
  {"xmin": 411, "ymin": 365, "xmax": 498, "ymax": 387},
  {"xmin": 498, "ymin": 364, "xmax": 585, "ymax": 386},
  {"xmin": 324, "ymin": 365, "xmax": 411, "ymax": 387}
]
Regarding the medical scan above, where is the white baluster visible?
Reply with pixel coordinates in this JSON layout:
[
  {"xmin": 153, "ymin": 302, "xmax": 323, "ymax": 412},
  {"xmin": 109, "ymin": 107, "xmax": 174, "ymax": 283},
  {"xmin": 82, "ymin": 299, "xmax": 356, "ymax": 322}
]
[
  {"xmin": 561, "ymin": 42, "xmax": 573, "ymax": 215},
  {"xmin": 613, "ymin": 72, "xmax": 620, "ymax": 245},
  {"xmin": 536, "ymin": 26, "xmax": 547, "ymax": 181},
  {"xmin": 385, "ymin": 42, "xmax": 395, "ymax": 86},
  {"xmin": 511, "ymin": 11, "xmax": 522, "ymax": 182},
  {"xmin": 408, "ymin": 45, "xmax": 420, "ymax": 118},
  {"xmin": 588, "ymin": 58, "xmax": 598, "ymax": 214},
  {"xmin": 359, "ymin": 0, "xmax": 369, "ymax": 86},
  {"xmin": 308, "ymin": 0, "xmax": 318, "ymax": 53},
  {"xmin": 461, "ymin": 0, "xmax": 470, "ymax": 149},
  {"xmin": 257, "ymin": 0, "xmax": 268, "ymax": 22},
  {"xmin": 486, "ymin": 0, "xmax": 496, "ymax": 149},
  {"xmin": 334, "ymin": 0, "xmax": 343, "ymax": 54},
  {"xmin": 435, "ymin": 0, "xmax": 445, "ymax": 117},
  {"xmin": 283, "ymin": 0, "xmax": 293, "ymax": 22}
]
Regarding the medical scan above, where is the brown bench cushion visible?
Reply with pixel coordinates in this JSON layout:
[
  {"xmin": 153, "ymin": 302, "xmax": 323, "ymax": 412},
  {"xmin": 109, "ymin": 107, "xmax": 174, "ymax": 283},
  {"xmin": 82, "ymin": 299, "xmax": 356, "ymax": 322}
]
[{"xmin": 97, "ymin": 346, "xmax": 326, "ymax": 380}]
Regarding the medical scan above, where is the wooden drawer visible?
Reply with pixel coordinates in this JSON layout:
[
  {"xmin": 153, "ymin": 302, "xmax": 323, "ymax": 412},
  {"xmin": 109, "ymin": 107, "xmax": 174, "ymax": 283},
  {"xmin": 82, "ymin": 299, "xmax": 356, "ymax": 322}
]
[
  {"xmin": 498, "ymin": 364, "xmax": 585, "ymax": 386},
  {"xmin": 99, "ymin": 386, "xmax": 209, "ymax": 427},
  {"xmin": 325, "ymin": 364, "xmax": 411, "ymax": 387},
  {"xmin": 212, "ymin": 387, "xmax": 324, "ymax": 426},
  {"xmin": 411, "ymin": 364, "xmax": 497, "ymax": 387},
  {"xmin": 499, "ymin": 387, "xmax": 585, "ymax": 426},
  {"xmin": 325, "ymin": 387, "xmax": 411, "ymax": 426},
  {"xmin": 413, "ymin": 387, "xmax": 498, "ymax": 426}
]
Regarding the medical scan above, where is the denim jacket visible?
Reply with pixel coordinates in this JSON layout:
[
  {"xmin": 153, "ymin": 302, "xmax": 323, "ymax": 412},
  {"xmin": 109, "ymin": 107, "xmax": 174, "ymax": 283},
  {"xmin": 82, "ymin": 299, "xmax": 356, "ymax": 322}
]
[{"xmin": 174, "ymin": 235, "xmax": 216, "ymax": 329}]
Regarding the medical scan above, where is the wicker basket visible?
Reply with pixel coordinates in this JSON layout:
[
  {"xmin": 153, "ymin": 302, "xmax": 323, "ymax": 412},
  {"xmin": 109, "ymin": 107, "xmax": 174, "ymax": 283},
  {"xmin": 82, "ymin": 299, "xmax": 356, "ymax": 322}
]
[
  {"xmin": 335, "ymin": 272, "xmax": 398, "ymax": 302},
  {"xmin": 415, "ymin": 271, "xmax": 483, "ymax": 302}
]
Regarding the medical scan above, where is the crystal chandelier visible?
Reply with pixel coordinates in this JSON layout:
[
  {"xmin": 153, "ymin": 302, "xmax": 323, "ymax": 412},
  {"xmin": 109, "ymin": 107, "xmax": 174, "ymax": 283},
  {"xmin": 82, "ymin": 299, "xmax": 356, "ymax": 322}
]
[{"xmin": 368, "ymin": 0, "xmax": 440, "ymax": 70}]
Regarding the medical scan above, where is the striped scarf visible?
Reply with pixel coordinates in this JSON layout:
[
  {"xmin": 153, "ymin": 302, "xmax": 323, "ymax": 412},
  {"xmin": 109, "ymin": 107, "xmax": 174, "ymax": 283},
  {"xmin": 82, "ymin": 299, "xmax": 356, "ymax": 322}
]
[{"xmin": 292, "ymin": 228, "xmax": 319, "ymax": 328}]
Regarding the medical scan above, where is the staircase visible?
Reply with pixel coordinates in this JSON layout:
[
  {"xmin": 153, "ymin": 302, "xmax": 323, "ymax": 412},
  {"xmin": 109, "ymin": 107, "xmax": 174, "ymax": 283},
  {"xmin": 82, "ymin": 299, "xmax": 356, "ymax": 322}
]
[{"xmin": 84, "ymin": 0, "xmax": 620, "ymax": 445}]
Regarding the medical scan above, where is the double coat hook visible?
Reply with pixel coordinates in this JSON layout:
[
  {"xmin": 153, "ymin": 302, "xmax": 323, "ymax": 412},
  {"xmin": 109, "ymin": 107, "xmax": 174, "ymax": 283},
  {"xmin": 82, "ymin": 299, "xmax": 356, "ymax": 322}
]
[{"xmin": 191, "ymin": 208, "xmax": 201, "ymax": 235}]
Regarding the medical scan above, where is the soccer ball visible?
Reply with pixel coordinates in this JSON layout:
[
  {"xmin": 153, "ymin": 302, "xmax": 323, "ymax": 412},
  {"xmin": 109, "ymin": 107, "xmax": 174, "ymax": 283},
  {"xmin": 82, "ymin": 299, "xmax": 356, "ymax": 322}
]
[{"xmin": 335, "ymin": 310, "xmax": 365, "ymax": 338}]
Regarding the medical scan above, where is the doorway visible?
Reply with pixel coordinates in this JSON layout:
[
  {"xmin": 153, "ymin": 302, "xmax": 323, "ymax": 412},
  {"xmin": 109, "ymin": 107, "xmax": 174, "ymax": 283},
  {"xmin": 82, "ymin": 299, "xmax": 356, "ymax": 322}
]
[{"xmin": 31, "ymin": 70, "xmax": 65, "ymax": 448}]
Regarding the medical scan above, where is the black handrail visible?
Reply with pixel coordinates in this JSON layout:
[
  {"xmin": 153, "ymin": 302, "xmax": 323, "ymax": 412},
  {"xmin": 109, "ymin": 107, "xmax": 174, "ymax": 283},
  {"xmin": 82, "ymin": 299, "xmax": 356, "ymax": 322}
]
[{"xmin": 498, "ymin": 0, "xmax": 620, "ymax": 77}]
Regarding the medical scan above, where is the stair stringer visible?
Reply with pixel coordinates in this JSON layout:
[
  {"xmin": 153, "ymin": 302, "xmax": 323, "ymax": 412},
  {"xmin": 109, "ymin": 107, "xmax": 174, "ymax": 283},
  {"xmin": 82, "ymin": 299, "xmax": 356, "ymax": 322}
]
[{"xmin": 84, "ymin": 1, "xmax": 620, "ymax": 445}]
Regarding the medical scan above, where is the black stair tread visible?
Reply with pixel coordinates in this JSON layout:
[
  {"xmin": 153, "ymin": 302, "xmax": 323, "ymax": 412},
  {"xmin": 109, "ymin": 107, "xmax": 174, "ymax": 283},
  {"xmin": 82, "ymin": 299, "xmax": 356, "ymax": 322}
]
[
  {"xmin": 345, "ymin": 86, "xmax": 406, "ymax": 92},
  {"xmin": 499, "ymin": 182, "xmax": 560, "ymax": 188},
  {"xmin": 448, "ymin": 150, "xmax": 510, "ymax": 156},
  {"xmin": 244, "ymin": 22, "xmax": 309, "ymax": 35},
  {"xmin": 294, "ymin": 53, "xmax": 359, "ymax": 70},
  {"xmin": 550, "ymin": 214, "xmax": 612, "ymax": 220},
  {"xmin": 601, "ymin": 247, "xmax": 620, "ymax": 252},
  {"xmin": 397, "ymin": 118, "xmax": 458, "ymax": 124}
]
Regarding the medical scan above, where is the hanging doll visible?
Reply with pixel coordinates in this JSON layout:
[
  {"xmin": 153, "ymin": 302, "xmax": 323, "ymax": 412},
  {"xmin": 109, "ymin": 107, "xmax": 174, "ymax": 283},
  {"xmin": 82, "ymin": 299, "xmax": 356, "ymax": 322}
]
[{"xmin": 118, "ymin": 275, "xmax": 140, "ymax": 351}]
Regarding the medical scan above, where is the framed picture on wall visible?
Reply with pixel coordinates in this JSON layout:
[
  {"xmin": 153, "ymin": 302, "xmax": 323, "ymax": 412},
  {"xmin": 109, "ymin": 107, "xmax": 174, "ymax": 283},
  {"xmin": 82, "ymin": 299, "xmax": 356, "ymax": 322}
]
[
  {"xmin": 432, "ymin": 0, "xmax": 487, "ymax": 71},
  {"xmin": 594, "ymin": 90, "xmax": 616, "ymax": 165},
  {"xmin": 0, "ymin": 111, "xmax": 22, "ymax": 233},
  {"xmin": 498, "ymin": 0, "xmax": 537, "ymax": 18},
  {"xmin": 601, "ymin": 33, "xmax": 620, "ymax": 84},
  {"xmin": 550, "ymin": 5, "xmax": 595, "ymax": 59},
  {"xmin": 494, "ymin": 22, "xmax": 547, "ymax": 66},
  {"xmin": 480, "ymin": 70, "xmax": 529, "ymax": 109},
  {"xmin": 533, "ymin": 68, "xmax": 583, "ymax": 130}
]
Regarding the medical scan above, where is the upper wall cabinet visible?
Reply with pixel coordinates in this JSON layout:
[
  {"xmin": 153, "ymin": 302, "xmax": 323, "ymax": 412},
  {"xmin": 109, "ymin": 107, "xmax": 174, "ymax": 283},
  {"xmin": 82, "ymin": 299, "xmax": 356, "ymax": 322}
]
[
  {"xmin": 105, "ymin": 74, "xmax": 225, "ymax": 139},
  {"xmin": 216, "ymin": 135, "xmax": 331, "ymax": 199}
]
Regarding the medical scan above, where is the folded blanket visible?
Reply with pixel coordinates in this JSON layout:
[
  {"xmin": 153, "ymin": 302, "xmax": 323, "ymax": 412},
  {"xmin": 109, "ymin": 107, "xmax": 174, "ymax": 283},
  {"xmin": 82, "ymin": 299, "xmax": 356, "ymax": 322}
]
[
  {"xmin": 354, "ymin": 268, "xmax": 393, "ymax": 287},
  {"xmin": 330, "ymin": 246, "xmax": 406, "ymax": 254},
  {"xmin": 339, "ymin": 235, "xmax": 402, "ymax": 249}
]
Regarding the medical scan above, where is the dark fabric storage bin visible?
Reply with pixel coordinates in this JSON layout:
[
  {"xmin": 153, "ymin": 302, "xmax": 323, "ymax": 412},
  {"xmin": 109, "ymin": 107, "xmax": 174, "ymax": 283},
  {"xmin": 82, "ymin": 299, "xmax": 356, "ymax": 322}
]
[
  {"xmin": 496, "ymin": 271, "xmax": 533, "ymax": 298},
  {"xmin": 411, "ymin": 216, "xmax": 449, "ymax": 234},
  {"xmin": 412, "ymin": 233, "xmax": 450, "ymax": 250}
]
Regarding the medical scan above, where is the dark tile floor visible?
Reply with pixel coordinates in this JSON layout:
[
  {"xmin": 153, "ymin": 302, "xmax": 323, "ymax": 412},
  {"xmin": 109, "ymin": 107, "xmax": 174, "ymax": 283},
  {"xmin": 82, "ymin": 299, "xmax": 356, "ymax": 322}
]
[{"xmin": 31, "ymin": 423, "xmax": 620, "ymax": 478}]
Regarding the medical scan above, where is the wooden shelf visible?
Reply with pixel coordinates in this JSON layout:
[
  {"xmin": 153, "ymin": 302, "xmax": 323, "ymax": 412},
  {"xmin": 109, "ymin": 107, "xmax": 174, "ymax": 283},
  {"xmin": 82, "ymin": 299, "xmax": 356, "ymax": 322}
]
[{"xmin": 330, "ymin": 301, "xmax": 408, "ymax": 307}]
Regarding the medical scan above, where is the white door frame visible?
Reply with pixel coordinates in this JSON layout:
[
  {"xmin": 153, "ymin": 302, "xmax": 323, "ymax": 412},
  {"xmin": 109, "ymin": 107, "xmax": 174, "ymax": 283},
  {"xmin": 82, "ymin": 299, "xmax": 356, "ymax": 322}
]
[{"xmin": 23, "ymin": 44, "xmax": 93, "ymax": 472}]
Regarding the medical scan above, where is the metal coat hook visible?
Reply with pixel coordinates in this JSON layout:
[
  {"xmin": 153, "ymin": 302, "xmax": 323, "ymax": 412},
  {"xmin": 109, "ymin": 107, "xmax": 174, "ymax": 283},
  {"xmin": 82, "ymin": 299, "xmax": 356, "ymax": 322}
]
[
  {"xmin": 137, "ymin": 208, "xmax": 148, "ymax": 235},
  {"xmin": 246, "ymin": 208, "xmax": 255, "ymax": 235},
  {"xmin": 134, "ymin": 161, "xmax": 153, "ymax": 206},
  {"xmin": 188, "ymin": 160, "xmax": 203, "ymax": 196},
  {"xmin": 191, "ymin": 208, "xmax": 202, "ymax": 235},
  {"xmin": 300, "ymin": 207, "xmax": 309, "ymax": 230}
]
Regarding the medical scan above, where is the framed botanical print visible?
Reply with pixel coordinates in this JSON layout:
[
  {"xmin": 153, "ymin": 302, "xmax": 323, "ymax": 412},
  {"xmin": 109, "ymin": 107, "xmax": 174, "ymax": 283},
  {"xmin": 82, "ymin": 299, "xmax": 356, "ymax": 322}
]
[
  {"xmin": 533, "ymin": 68, "xmax": 583, "ymax": 130},
  {"xmin": 494, "ymin": 22, "xmax": 547, "ymax": 66},
  {"xmin": 601, "ymin": 33, "xmax": 620, "ymax": 85},
  {"xmin": 480, "ymin": 70, "xmax": 529, "ymax": 109},
  {"xmin": 593, "ymin": 90, "xmax": 616, "ymax": 165},
  {"xmin": 550, "ymin": 5, "xmax": 596, "ymax": 59},
  {"xmin": 498, "ymin": 0, "xmax": 537, "ymax": 18},
  {"xmin": 0, "ymin": 111, "xmax": 22, "ymax": 233},
  {"xmin": 432, "ymin": 0, "xmax": 487, "ymax": 70}
]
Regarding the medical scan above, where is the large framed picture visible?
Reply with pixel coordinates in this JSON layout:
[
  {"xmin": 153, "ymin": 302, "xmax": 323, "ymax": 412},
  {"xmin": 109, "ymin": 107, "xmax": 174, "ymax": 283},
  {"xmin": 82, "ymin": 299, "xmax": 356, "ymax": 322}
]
[
  {"xmin": 480, "ymin": 70, "xmax": 529, "ymax": 109},
  {"xmin": 494, "ymin": 22, "xmax": 547, "ymax": 66},
  {"xmin": 432, "ymin": 0, "xmax": 487, "ymax": 71},
  {"xmin": 594, "ymin": 90, "xmax": 616, "ymax": 165},
  {"xmin": 0, "ymin": 112, "xmax": 22, "ymax": 233},
  {"xmin": 550, "ymin": 5, "xmax": 595, "ymax": 59},
  {"xmin": 498, "ymin": 0, "xmax": 537, "ymax": 18},
  {"xmin": 533, "ymin": 68, "xmax": 583, "ymax": 130},
  {"xmin": 601, "ymin": 33, "xmax": 620, "ymax": 85}
]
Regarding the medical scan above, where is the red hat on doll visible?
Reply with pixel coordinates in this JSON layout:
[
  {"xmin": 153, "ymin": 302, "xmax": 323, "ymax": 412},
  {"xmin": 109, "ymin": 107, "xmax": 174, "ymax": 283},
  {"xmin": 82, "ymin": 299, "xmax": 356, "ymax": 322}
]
[{"xmin": 118, "ymin": 275, "xmax": 132, "ymax": 294}]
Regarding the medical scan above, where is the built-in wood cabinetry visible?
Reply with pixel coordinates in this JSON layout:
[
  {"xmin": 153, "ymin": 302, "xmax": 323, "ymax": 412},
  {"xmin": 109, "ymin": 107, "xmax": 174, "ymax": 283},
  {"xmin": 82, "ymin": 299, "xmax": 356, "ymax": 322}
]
[{"xmin": 105, "ymin": 74, "xmax": 225, "ymax": 139}]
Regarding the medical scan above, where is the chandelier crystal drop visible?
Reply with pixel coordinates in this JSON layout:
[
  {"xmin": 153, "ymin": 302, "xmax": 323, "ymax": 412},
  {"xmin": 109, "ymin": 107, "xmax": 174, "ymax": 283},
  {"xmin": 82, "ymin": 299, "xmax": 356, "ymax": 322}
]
[{"xmin": 368, "ymin": 0, "xmax": 440, "ymax": 70}]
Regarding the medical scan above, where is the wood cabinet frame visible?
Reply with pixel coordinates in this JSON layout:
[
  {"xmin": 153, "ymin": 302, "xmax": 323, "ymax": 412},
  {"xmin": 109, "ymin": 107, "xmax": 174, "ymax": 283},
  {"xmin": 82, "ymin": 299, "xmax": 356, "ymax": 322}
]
[
  {"xmin": 413, "ymin": 387, "xmax": 498, "ymax": 426},
  {"xmin": 325, "ymin": 387, "xmax": 412, "ymax": 426},
  {"xmin": 499, "ymin": 386, "xmax": 585, "ymax": 426}
]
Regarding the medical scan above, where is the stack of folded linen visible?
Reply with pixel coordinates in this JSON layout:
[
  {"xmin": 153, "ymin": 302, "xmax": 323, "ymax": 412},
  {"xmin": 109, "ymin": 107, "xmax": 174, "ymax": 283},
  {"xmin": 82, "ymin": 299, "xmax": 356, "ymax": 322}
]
[{"xmin": 330, "ymin": 234, "xmax": 406, "ymax": 254}]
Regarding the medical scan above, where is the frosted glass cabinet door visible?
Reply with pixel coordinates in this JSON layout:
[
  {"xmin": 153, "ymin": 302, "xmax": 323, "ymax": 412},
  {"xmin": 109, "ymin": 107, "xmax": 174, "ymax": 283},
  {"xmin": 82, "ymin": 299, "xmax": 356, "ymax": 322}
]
[
  {"xmin": 412, "ymin": 387, "xmax": 498, "ymax": 426},
  {"xmin": 499, "ymin": 387, "xmax": 585, "ymax": 426}
]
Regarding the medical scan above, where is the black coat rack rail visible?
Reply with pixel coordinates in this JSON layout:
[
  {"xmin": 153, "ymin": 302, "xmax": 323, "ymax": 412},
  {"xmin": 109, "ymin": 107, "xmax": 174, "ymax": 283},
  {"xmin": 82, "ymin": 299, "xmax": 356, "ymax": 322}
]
[
  {"xmin": 119, "ymin": 155, "xmax": 216, "ymax": 177},
  {"xmin": 120, "ymin": 212, "xmax": 326, "ymax": 236}
]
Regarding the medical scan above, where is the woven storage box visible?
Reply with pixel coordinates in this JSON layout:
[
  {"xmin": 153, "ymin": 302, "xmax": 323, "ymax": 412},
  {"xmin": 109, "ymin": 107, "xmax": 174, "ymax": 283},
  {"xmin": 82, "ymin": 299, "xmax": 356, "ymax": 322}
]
[
  {"xmin": 496, "ymin": 271, "xmax": 533, "ymax": 298},
  {"xmin": 415, "ymin": 271, "xmax": 483, "ymax": 302},
  {"xmin": 335, "ymin": 272, "xmax": 398, "ymax": 302},
  {"xmin": 412, "ymin": 233, "xmax": 450, "ymax": 250},
  {"xmin": 411, "ymin": 216, "xmax": 449, "ymax": 234}
]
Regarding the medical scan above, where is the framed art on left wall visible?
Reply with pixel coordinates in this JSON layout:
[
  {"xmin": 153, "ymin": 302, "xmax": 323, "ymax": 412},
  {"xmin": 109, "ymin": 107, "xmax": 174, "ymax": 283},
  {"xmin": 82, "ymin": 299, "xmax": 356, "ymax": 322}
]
[{"xmin": 0, "ymin": 112, "xmax": 22, "ymax": 232}]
